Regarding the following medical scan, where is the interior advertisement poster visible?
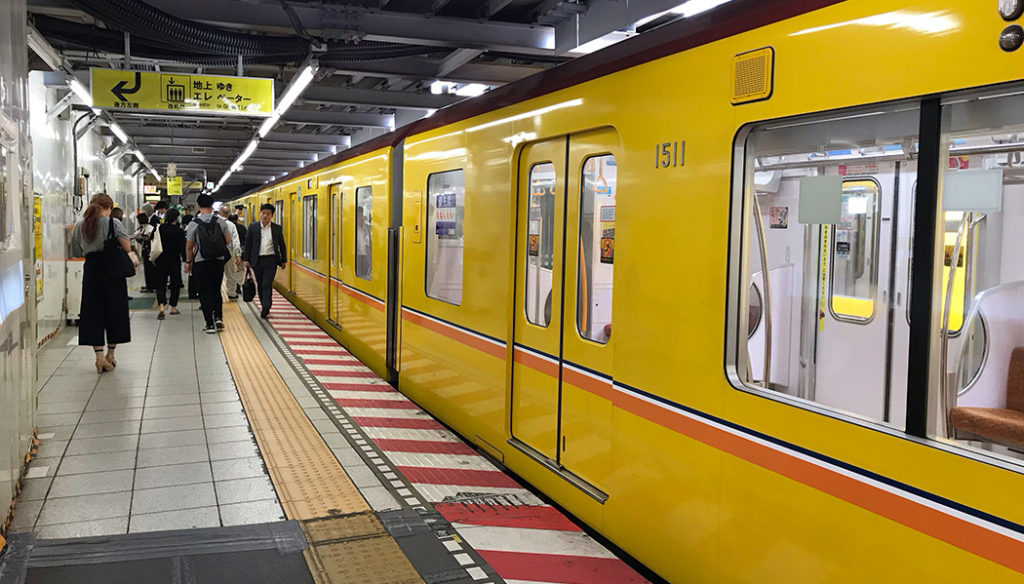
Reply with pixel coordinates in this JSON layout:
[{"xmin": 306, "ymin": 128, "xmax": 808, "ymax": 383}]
[
  {"xmin": 434, "ymin": 192, "xmax": 458, "ymax": 238},
  {"xmin": 600, "ymin": 205, "xmax": 615, "ymax": 264},
  {"xmin": 33, "ymin": 194, "xmax": 43, "ymax": 302}
]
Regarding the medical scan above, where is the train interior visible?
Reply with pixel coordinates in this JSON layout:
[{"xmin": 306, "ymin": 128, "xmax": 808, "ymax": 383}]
[{"xmin": 741, "ymin": 89, "xmax": 1024, "ymax": 463}]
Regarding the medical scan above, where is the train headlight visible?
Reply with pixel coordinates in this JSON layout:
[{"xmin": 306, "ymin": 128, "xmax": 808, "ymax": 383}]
[
  {"xmin": 1000, "ymin": 24, "xmax": 1024, "ymax": 51},
  {"xmin": 1000, "ymin": 0, "xmax": 1024, "ymax": 21}
]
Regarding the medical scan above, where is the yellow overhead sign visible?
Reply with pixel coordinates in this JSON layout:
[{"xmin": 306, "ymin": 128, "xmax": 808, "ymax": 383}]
[
  {"xmin": 167, "ymin": 177, "xmax": 183, "ymax": 196},
  {"xmin": 90, "ymin": 68, "xmax": 274, "ymax": 117}
]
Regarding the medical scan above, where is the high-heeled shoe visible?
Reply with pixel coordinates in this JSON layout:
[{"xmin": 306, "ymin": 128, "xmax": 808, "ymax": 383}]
[{"xmin": 94, "ymin": 349, "xmax": 113, "ymax": 373}]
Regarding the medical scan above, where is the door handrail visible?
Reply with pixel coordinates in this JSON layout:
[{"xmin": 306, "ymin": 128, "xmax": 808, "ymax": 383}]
[{"xmin": 752, "ymin": 195, "xmax": 773, "ymax": 389}]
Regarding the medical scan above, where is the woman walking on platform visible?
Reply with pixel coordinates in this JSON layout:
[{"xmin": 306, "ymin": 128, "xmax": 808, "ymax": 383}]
[
  {"xmin": 153, "ymin": 208, "xmax": 186, "ymax": 319},
  {"xmin": 70, "ymin": 193, "xmax": 133, "ymax": 373}
]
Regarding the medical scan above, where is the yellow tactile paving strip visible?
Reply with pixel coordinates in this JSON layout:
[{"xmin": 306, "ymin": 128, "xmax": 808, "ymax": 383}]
[{"xmin": 219, "ymin": 302, "xmax": 424, "ymax": 584}]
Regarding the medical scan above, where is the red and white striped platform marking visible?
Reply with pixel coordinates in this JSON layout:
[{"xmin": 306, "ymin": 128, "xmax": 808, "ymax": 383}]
[{"xmin": 257, "ymin": 290, "xmax": 651, "ymax": 584}]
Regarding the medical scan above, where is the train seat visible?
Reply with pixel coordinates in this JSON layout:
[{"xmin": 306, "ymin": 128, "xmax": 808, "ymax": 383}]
[{"xmin": 950, "ymin": 347, "xmax": 1024, "ymax": 446}]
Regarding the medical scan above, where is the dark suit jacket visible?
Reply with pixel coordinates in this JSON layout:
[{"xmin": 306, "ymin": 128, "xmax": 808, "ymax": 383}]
[{"xmin": 243, "ymin": 221, "xmax": 287, "ymax": 266}]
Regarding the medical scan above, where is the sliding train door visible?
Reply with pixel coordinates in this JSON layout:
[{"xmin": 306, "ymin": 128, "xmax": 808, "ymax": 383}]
[
  {"xmin": 328, "ymin": 184, "xmax": 341, "ymax": 325},
  {"xmin": 288, "ymin": 191, "xmax": 297, "ymax": 293},
  {"xmin": 511, "ymin": 137, "xmax": 566, "ymax": 461},
  {"xmin": 510, "ymin": 130, "xmax": 618, "ymax": 495}
]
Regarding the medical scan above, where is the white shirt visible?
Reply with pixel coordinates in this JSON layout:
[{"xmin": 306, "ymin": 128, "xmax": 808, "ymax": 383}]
[
  {"xmin": 259, "ymin": 222, "xmax": 275, "ymax": 256},
  {"xmin": 223, "ymin": 218, "xmax": 241, "ymax": 255}
]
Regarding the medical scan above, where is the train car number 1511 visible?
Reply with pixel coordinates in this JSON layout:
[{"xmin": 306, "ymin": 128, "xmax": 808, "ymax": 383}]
[{"xmin": 656, "ymin": 140, "xmax": 686, "ymax": 168}]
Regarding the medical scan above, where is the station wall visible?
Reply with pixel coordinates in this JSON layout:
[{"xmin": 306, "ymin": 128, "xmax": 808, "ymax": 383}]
[{"xmin": 28, "ymin": 73, "xmax": 141, "ymax": 344}]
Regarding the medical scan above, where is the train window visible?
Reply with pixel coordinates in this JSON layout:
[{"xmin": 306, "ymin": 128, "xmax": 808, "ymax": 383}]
[
  {"xmin": 274, "ymin": 200, "xmax": 283, "ymax": 223},
  {"xmin": 355, "ymin": 186, "xmax": 372, "ymax": 281},
  {"xmin": 829, "ymin": 180, "xmax": 880, "ymax": 322},
  {"xmin": 728, "ymin": 102, "xmax": 921, "ymax": 428},
  {"xmin": 576, "ymin": 154, "xmax": 616, "ymax": 344},
  {"xmin": 425, "ymin": 170, "xmax": 464, "ymax": 305},
  {"xmin": 525, "ymin": 162, "xmax": 556, "ymax": 327},
  {"xmin": 302, "ymin": 195, "xmax": 317, "ymax": 260},
  {"xmin": 937, "ymin": 90, "xmax": 1024, "ymax": 464}
]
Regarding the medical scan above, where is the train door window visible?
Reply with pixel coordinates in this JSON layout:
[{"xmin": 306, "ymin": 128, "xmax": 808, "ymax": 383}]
[
  {"xmin": 727, "ymin": 101, "xmax": 921, "ymax": 427},
  {"xmin": 425, "ymin": 170, "xmax": 464, "ymax": 304},
  {"xmin": 274, "ymin": 200, "xmax": 283, "ymax": 222},
  {"xmin": 302, "ymin": 195, "xmax": 317, "ymax": 260},
  {"xmin": 936, "ymin": 88, "xmax": 1024, "ymax": 464},
  {"xmin": 829, "ymin": 180, "xmax": 880, "ymax": 321},
  {"xmin": 525, "ymin": 162, "xmax": 556, "ymax": 327},
  {"xmin": 355, "ymin": 186, "xmax": 372, "ymax": 280},
  {"xmin": 576, "ymin": 154, "xmax": 616, "ymax": 343}
]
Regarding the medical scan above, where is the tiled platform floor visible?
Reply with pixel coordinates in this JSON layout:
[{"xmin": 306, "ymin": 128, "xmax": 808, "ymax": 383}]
[{"xmin": 14, "ymin": 298, "xmax": 285, "ymax": 539}]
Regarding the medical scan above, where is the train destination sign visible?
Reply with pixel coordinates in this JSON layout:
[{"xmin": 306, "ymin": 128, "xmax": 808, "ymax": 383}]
[{"xmin": 90, "ymin": 69, "xmax": 274, "ymax": 117}]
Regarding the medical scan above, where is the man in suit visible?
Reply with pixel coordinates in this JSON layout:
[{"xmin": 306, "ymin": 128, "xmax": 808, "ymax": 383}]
[{"xmin": 243, "ymin": 203, "xmax": 287, "ymax": 319}]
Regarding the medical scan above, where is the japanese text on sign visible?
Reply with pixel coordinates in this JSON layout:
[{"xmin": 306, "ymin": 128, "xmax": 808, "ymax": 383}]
[
  {"xmin": 434, "ymin": 192, "xmax": 457, "ymax": 237},
  {"xmin": 90, "ymin": 69, "xmax": 274, "ymax": 117}
]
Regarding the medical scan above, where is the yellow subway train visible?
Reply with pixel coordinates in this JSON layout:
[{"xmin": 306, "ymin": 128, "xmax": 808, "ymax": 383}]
[{"xmin": 231, "ymin": 1, "xmax": 1024, "ymax": 580}]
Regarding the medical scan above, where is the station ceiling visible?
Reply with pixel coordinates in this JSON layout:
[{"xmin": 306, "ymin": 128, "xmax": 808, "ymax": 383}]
[{"xmin": 26, "ymin": 0, "xmax": 696, "ymax": 192}]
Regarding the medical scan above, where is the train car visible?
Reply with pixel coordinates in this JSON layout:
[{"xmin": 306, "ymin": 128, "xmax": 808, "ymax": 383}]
[
  {"xmin": 237, "ymin": 1, "xmax": 1024, "ymax": 581},
  {"xmin": 239, "ymin": 140, "xmax": 404, "ymax": 379}
]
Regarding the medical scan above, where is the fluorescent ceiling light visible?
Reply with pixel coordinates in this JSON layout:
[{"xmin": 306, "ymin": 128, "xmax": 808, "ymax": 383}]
[
  {"xmin": 28, "ymin": 27, "xmax": 63, "ymax": 70},
  {"xmin": 430, "ymin": 80, "xmax": 454, "ymax": 95},
  {"xmin": 232, "ymin": 140, "xmax": 259, "ymax": 171},
  {"xmin": 258, "ymin": 112, "xmax": 280, "ymax": 138},
  {"xmin": 69, "ymin": 79, "xmax": 92, "ymax": 107},
  {"xmin": 670, "ymin": 0, "xmax": 733, "ymax": 17},
  {"xmin": 455, "ymin": 83, "xmax": 488, "ymax": 97},
  {"xmin": 276, "ymin": 64, "xmax": 316, "ymax": 115},
  {"xmin": 109, "ymin": 122, "xmax": 128, "ymax": 143}
]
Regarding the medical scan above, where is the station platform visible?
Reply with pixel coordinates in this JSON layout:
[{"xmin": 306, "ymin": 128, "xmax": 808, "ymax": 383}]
[{"xmin": 0, "ymin": 290, "xmax": 652, "ymax": 584}]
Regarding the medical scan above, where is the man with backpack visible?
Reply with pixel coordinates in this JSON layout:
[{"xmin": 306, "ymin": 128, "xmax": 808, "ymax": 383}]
[{"xmin": 184, "ymin": 194, "xmax": 233, "ymax": 334}]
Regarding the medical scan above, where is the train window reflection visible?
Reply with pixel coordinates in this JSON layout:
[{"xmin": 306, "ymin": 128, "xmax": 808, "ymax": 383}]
[
  {"xmin": 577, "ymin": 155, "xmax": 615, "ymax": 344},
  {"xmin": 729, "ymin": 102, "xmax": 921, "ymax": 429},
  {"xmin": 829, "ymin": 180, "xmax": 879, "ymax": 321},
  {"xmin": 526, "ymin": 162, "xmax": 556, "ymax": 327},
  {"xmin": 938, "ymin": 90, "xmax": 1024, "ymax": 464},
  {"xmin": 302, "ymin": 194, "xmax": 317, "ymax": 261},
  {"xmin": 426, "ymin": 170, "xmax": 465, "ymax": 305},
  {"xmin": 355, "ymin": 186, "xmax": 372, "ymax": 280}
]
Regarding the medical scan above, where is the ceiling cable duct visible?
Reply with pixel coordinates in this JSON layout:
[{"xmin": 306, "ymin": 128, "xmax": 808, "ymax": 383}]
[{"xmin": 32, "ymin": 14, "xmax": 441, "ymax": 66}]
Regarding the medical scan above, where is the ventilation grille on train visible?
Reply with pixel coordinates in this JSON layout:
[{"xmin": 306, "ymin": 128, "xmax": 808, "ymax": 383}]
[{"xmin": 731, "ymin": 47, "xmax": 774, "ymax": 105}]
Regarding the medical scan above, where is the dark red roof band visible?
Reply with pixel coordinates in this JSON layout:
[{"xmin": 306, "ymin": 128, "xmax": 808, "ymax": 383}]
[{"xmin": 246, "ymin": 0, "xmax": 847, "ymax": 196}]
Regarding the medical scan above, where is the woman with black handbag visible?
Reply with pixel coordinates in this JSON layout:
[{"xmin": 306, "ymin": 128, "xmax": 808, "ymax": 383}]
[{"xmin": 70, "ymin": 193, "xmax": 136, "ymax": 373}]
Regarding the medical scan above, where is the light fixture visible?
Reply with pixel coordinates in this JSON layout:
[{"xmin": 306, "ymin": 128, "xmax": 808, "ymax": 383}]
[
  {"xmin": 1001, "ymin": 0, "xmax": 1024, "ymax": 21},
  {"xmin": 109, "ymin": 122, "xmax": 129, "ymax": 143},
  {"xmin": 276, "ymin": 63, "xmax": 317, "ymax": 116},
  {"xmin": 258, "ymin": 112, "xmax": 281, "ymax": 138},
  {"xmin": 231, "ymin": 139, "xmax": 259, "ymax": 172},
  {"xmin": 27, "ymin": 26, "xmax": 63, "ymax": 71},
  {"xmin": 69, "ymin": 79, "xmax": 92, "ymax": 107},
  {"xmin": 454, "ymin": 83, "xmax": 488, "ymax": 97},
  {"xmin": 670, "ymin": 0, "xmax": 733, "ymax": 17}
]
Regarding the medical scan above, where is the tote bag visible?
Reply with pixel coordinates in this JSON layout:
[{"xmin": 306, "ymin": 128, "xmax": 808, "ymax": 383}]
[
  {"xmin": 149, "ymin": 224, "xmax": 163, "ymax": 262},
  {"xmin": 103, "ymin": 218, "xmax": 136, "ymax": 278}
]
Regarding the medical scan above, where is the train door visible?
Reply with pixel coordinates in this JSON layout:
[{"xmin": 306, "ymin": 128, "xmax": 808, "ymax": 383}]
[
  {"xmin": 814, "ymin": 173, "xmax": 897, "ymax": 421},
  {"xmin": 328, "ymin": 184, "xmax": 341, "ymax": 326},
  {"xmin": 511, "ymin": 131, "xmax": 618, "ymax": 494},
  {"xmin": 288, "ymin": 191, "xmax": 297, "ymax": 293},
  {"xmin": 511, "ymin": 137, "xmax": 566, "ymax": 461}
]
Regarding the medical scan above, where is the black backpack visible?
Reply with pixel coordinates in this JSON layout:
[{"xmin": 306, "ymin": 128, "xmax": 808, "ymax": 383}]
[{"xmin": 196, "ymin": 216, "xmax": 228, "ymax": 259}]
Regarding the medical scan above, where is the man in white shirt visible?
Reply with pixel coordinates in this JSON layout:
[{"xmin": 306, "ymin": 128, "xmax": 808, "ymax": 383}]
[
  {"xmin": 218, "ymin": 206, "xmax": 244, "ymax": 299},
  {"xmin": 242, "ymin": 203, "xmax": 287, "ymax": 318}
]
